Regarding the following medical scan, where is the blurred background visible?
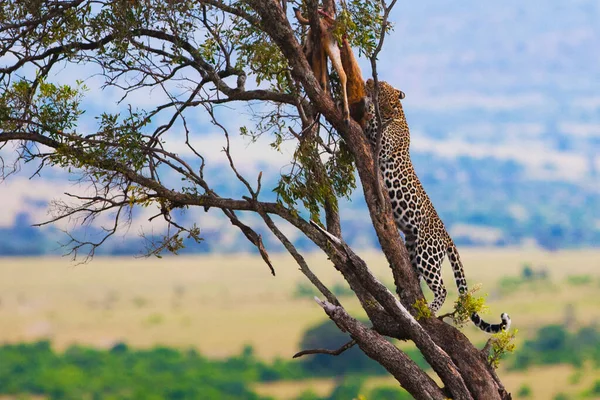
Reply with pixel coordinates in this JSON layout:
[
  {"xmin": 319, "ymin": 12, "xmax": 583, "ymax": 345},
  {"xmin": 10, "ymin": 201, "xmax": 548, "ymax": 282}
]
[{"xmin": 0, "ymin": 0, "xmax": 599, "ymax": 399}]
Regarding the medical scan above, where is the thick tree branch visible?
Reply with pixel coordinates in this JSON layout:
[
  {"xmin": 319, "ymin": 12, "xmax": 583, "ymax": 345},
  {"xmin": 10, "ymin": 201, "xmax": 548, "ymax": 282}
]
[
  {"xmin": 311, "ymin": 221, "xmax": 472, "ymax": 399},
  {"xmin": 315, "ymin": 298, "xmax": 446, "ymax": 400}
]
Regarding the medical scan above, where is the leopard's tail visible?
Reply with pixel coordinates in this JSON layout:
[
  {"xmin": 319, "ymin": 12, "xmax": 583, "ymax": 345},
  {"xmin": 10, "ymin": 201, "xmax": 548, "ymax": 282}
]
[
  {"xmin": 447, "ymin": 244, "xmax": 511, "ymax": 334},
  {"xmin": 471, "ymin": 312, "xmax": 511, "ymax": 333}
]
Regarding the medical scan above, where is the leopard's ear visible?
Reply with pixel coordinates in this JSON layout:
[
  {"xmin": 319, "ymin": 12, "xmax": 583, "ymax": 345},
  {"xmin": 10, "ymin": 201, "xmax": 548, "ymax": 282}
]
[{"xmin": 398, "ymin": 89, "xmax": 405, "ymax": 100}]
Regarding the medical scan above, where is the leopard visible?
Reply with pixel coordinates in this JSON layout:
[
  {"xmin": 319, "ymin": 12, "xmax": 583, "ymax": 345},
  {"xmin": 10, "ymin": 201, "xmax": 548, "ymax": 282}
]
[{"xmin": 362, "ymin": 78, "xmax": 511, "ymax": 333}]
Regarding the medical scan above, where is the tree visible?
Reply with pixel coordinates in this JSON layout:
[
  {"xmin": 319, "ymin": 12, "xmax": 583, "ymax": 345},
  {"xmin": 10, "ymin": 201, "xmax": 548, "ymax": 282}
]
[{"xmin": 0, "ymin": 0, "xmax": 511, "ymax": 398}]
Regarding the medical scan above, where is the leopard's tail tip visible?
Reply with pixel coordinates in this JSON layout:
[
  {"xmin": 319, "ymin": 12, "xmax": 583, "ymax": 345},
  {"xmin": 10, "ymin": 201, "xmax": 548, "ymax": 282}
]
[{"xmin": 471, "ymin": 312, "xmax": 511, "ymax": 334}]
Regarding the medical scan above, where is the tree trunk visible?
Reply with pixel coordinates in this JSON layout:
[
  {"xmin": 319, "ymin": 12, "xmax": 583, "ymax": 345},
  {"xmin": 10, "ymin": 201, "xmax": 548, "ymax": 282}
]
[{"xmin": 247, "ymin": 1, "xmax": 511, "ymax": 398}]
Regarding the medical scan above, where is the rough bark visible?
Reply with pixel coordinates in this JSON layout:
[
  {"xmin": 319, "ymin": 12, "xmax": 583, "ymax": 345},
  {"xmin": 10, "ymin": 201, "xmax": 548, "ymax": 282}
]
[{"xmin": 316, "ymin": 298, "xmax": 446, "ymax": 400}]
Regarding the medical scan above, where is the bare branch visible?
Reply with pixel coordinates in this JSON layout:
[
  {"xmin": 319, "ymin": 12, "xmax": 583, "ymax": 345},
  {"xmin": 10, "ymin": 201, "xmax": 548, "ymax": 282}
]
[
  {"xmin": 223, "ymin": 208, "xmax": 275, "ymax": 276},
  {"xmin": 253, "ymin": 200, "xmax": 339, "ymax": 305},
  {"xmin": 293, "ymin": 339, "xmax": 356, "ymax": 358}
]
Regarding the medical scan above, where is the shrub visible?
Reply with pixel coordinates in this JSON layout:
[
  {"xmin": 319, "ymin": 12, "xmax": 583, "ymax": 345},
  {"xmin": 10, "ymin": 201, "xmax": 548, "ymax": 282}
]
[
  {"xmin": 326, "ymin": 378, "xmax": 363, "ymax": 400},
  {"xmin": 293, "ymin": 282, "xmax": 318, "ymax": 299},
  {"xmin": 521, "ymin": 264, "xmax": 533, "ymax": 280},
  {"xmin": 299, "ymin": 319, "xmax": 387, "ymax": 376},
  {"xmin": 295, "ymin": 390, "xmax": 322, "ymax": 400},
  {"xmin": 368, "ymin": 386, "xmax": 413, "ymax": 400},
  {"xmin": 498, "ymin": 276, "xmax": 523, "ymax": 294},
  {"xmin": 553, "ymin": 394, "xmax": 570, "ymax": 400},
  {"xmin": 331, "ymin": 282, "xmax": 354, "ymax": 297},
  {"xmin": 586, "ymin": 380, "xmax": 600, "ymax": 397},
  {"xmin": 517, "ymin": 384, "xmax": 532, "ymax": 398},
  {"xmin": 0, "ymin": 341, "xmax": 269, "ymax": 400},
  {"xmin": 511, "ymin": 324, "xmax": 600, "ymax": 370}
]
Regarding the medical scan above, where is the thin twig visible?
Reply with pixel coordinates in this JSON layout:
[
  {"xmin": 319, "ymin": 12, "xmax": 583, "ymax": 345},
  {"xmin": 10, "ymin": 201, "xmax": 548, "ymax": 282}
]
[
  {"xmin": 251, "ymin": 198, "xmax": 339, "ymax": 305},
  {"xmin": 438, "ymin": 310, "xmax": 457, "ymax": 321},
  {"xmin": 293, "ymin": 339, "xmax": 356, "ymax": 358}
]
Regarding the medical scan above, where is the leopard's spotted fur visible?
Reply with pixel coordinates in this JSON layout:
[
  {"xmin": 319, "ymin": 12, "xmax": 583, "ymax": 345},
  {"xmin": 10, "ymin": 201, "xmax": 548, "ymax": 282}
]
[{"xmin": 364, "ymin": 78, "xmax": 510, "ymax": 333}]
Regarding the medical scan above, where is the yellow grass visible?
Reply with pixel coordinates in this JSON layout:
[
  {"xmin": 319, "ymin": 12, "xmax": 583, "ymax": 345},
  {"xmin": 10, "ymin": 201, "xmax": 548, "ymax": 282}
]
[{"xmin": 1, "ymin": 249, "xmax": 599, "ymax": 398}]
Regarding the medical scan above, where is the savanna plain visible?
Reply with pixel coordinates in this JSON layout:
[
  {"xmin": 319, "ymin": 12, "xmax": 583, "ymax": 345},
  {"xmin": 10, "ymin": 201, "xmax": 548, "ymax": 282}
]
[{"xmin": 1, "ymin": 248, "xmax": 599, "ymax": 399}]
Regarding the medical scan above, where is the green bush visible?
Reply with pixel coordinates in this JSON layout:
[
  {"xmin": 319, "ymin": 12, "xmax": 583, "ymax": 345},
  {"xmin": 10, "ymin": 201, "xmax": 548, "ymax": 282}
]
[
  {"xmin": 553, "ymin": 393, "xmax": 570, "ymax": 400},
  {"xmin": 293, "ymin": 282, "xmax": 319, "ymax": 299},
  {"xmin": 511, "ymin": 324, "xmax": 600, "ymax": 370},
  {"xmin": 0, "ymin": 334, "xmax": 413, "ymax": 399},
  {"xmin": 295, "ymin": 390, "xmax": 322, "ymax": 400},
  {"xmin": 521, "ymin": 264, "xmax": 534, "ymax": 280},
  {"xmin": 299, "ymin": 319, "xmax": 395, "ymax": 377},
  {"xmin": 584, "ymin": 380, "xmax": 600, "ymax": 397},
  {"xmin": 331, "ymin": 282, "xmax": 354, "ymax": 297},
  {"xmin": 498, "ymin": 276, "xmax": 523, "ymax": 294},
  {"xmin": 326, "ymin": 377, "xmax": 363, "ymax": 400},
  {"xmin": 0, "ymin": 342, "xmax": 269, "ymax": 400},
  {"xmin": 517, "ymin": 384, "xmax": 532, "ymax": 398},
  {"xmin": 298, "ymin": 319, "xmax": 430, "ymax": 377},
  {"xmin": 368, "ymin": 386, "xmax": 412, "ymax": 400}
]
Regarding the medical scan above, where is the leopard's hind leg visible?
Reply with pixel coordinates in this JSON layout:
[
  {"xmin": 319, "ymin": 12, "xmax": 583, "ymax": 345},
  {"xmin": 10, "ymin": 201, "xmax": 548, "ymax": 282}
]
[{"xmin": 414, "ymin": 240, "xmax": 448, "ymax": 314}]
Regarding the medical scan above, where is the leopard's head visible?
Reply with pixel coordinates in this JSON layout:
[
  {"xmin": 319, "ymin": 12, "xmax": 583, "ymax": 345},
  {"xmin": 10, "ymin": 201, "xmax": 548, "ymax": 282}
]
[{"xmin": 365, "ymin": 79, "xmax": 405, "ymax": 120}]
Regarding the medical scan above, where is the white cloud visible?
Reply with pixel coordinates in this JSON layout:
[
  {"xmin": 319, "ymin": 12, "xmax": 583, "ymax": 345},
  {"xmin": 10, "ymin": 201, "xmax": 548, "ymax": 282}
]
[
  {"xmin": 574, "ymin": 97, "xmax": 600, "ymax": 111},
  {"xmin": 0, "ymin": 176, "xmax": 85, "ymax": 228},
  {"xmin": 405, "ymin": 93, "xmax": 548, "ymax": 111},
  {"xmin": 559, "ymin": 123, "xmax": 600, "ymax": 138},
  {"xmin": 449, "ymin": 224, "xmax": 503, "ymax": 245},
  {"xmin": 411, "ymin": 134, "xmax": 590, "ymax": 182},
  {"xmin": 165, "ymin": 129, "xmax": 296, "ymax": 173},
  {"xmin": 508, "ymin": 204, "xmax": 529, "ymax": 222}
]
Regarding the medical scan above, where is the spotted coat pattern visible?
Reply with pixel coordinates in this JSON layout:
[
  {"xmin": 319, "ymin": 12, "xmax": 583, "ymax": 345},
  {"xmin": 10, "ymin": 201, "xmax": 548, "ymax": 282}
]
[{"xmin": 364, "ymin": 79, "xmax": 510, "ymax": 333}]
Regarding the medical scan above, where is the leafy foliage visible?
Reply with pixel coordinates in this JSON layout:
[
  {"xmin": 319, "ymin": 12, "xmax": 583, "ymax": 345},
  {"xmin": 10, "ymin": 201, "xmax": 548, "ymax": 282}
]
[
  {"xmin": 488, "ymin": 329, "xmax": 518, "ymax": 369},
  {"xmin": 582, "ymin": 380, "xmax": 600, "ymax": 398},
  {"xmin": 0, "ymin": 79, "xmax": 85, "ymax": 142},
  {"xmin": 452, "ymin": 284, "xmax": 488, "ymax": 328},
  {"xmin": 367, "ymin": 386, "xmax": 413, "ymax": 400},
  {"xmin": 413, "ymin": 298, "xmax": 432, "ymax": 320},
  {"xmin": 336, "ymin": 0, "xmax": 389, "ymax": 56}
]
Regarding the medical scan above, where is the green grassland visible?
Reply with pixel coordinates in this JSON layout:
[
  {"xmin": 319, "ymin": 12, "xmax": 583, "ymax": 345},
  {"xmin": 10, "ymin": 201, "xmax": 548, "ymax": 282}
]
[{"xmin": 1, "ymin": 248, "xmax": 599, "ymax": 399}]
